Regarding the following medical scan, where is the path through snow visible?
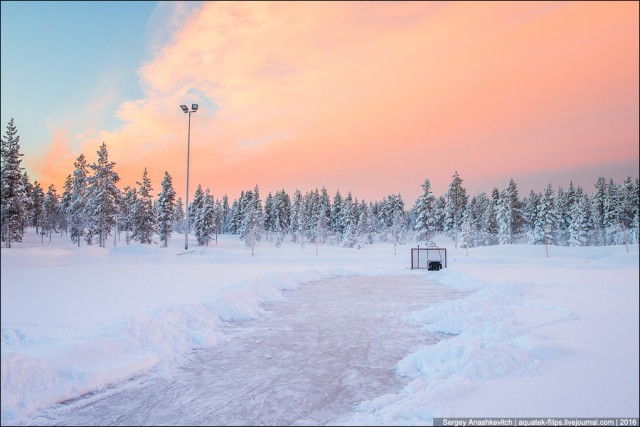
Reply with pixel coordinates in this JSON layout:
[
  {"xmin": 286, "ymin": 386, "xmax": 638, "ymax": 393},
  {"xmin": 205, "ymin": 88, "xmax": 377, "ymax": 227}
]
[{"xmin": 35, "ymin": 274, "xmax": 467, "ymax": 426}]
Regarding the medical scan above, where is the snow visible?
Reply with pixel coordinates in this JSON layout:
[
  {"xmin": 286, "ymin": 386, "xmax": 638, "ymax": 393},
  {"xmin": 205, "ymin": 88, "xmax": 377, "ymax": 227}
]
[{"xmin": 1, "ymin": 232, "xmax": 638, "ymax": 425}]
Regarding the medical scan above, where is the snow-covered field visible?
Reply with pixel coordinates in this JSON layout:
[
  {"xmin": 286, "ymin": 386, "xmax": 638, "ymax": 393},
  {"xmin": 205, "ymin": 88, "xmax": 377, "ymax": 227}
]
[{"xmin": 1, "ymin": 232, "xmax": 638, "ymax": 425}]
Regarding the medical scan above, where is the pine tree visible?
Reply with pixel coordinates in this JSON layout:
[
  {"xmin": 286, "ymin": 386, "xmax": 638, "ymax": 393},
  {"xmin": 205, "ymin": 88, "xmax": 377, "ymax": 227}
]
[
  {"xmin": 31, "ymin": 181, "xmax": 45, "ymax": 235},
  {"xmin": 221, "ymin": 194, "xmax": 230, "ymax": 234},
  {"xmin": 444, "ymin": 171, "xmax": 468, "ymax": 248},
  {"xmin": 69, "ymin": 154, "xmax": 89, "ymax": 246},
  {"xmin": 591, "ymin": 177, "xmax": 607, "ymax": 245},
  {"xmin": 195, "ymin": 188, "xmax": 215, "ymax": 246},
  {"xmin": 264, "ymin": 192, "xmax": 274, "ymax": 239},
  {"xmin": 188, "ymin": 184, "xmax": 205, "ymax": 234},
  {"xmin": 534, "ymin": 183, "xmax": 556, "ymax": 245},
  {"xmin": 505, "ymin": 178, "xmax": 524, "ymax": 239},
  {"xmin": 119, "ymin": 186, "xmax": 137, "ymax": 244},
  {"xmin": 496, "ymin": 190, "xmax": 512, "ymax": 245},
  {"xmin": 603, "ymin": 179, "xmax": 622, "ymax": 244},
  {"xmin": 21, "ymin": 172, "xmax": 34, "ymax": 234},
  {"xmin": 317, "ymin": 187, "xmax": 331, "ymax": 244},
  {"xmin": 1, "ymin": 118, "xmax": 28, "ymax": 247},
  {"xmin": 414, "ymin": 178, "xmax": 436, "ymax": 244},
  {"xmin": 273, "ymin": 189, "xmax": 291, "ymax": 247},
  {"xmin": 131, "ymin": 167, "xmax": 156, "ymax": 245},
  {"xmin": 85, "ymin": 142, "xmax": 121, "ymax": 247},
  {"xmin": 156, "ymin": 171, "xmax": 176, "ymax": 248},
  {"xmin": 240, "ymin": 187, "xmax": 263, "ymax": 253},
  {"xmin": 290, "ymin": 189, "xmax": 302, "ymax": 242},
  {"xmin": 59, "ymin": 174, "xmax": 73, "ymax": 236},
  {"xmin": 331, "ymin": 190, "xmax": 343, "ymax": 235},
  {"xmin": 42, "ymin": 184, "xmax": 59, "ymax": 242},
  {"xmin": 342, "ymin": 198, "xmax": 357, "ymax": 248},
  {"xmin": 173, "ymin": 197, "xmax": 185, "ymax": 233},
  {"xmin": 569, "ymin": 188, "xmax": 589, "ymax": 247}
]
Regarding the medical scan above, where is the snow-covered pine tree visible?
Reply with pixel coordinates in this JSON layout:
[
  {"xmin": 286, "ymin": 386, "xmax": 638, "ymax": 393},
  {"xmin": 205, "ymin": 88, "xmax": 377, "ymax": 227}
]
[
  {"xmin": 156, "ymin": 171, "xmax": 176, "ymax": 248},
  {"xmin": 472, "ymin": 191, "xmax": 492, "ymax": 246},
  {"xmin": 195, "ymin": 188, "xmax": 215, "ymax": 246},
  {"xmin": 21, "ymin": 171, "xmax": 34, "ymax": 234},
  {"xmin": 273, "ymin": 189, "xmax": 291, "ymax": 248},
  {"xmin": 444, "ymin": 171, "xmax": 468, "ymax": 248},
  {"xmin": 42, "ymin": 184, "xmax": 59, "ymax": 242},
  {"xmin": 31, "ymin": 181, "xmax": 45, "ymax": 235},
  {"xmin": 591, "ymin": 177, "xmax": 607, "ymax": 246},
  {"xmin": 414, "ymin": 178, "xmax": 436, "ymax": 244},
  {"xmin": 59, "ymin": 174, "xmax": 73, "ymax": 236},
  {"xmin": 120, "ymin": 186, "xmax": 137, "ymax": 244},
  {"xmin": 534, "ymin": 183, "xmax": 557, "ymax": 245},
  {"xmin": 340, "ymin": 192, "xmax": 354, "ymax": 245},
  {"xmin": 620, "ymin": 176, "xmax": 639, "ymax": 243},
  {"xmin": 496, "ymin": 190, "xmax": 512, "ymax": 245},
  {"xmin": 173, "ymin": 197, "xmax": 185, "ymax": 234},
  {"xmin": 290, "ymin": 189, "xmax": 302, "ymax": 243},
  {"xmin": 264, "ymin": 192, "xmax": 274, "ymax": 240},
  {"xmin": 228, "ymin": 198, "xmax": 240, "ymax": 235},
  {"xmin": 69, "ymin": 154, "xmax": 89, "ymax": 246},
  {"xmin": 317, "ymin": 187, "xmax": 331, "ymax": 244},
  {"xmin": 188, "ymin": 184, "xmax": 205, "ymax": 235},
  {"xmin": 523, "ymin": 190, "xmax": 540, "ymax": 244},
  {"xmin": 331, "ymin": 190, "xmax": 343, "ymax": 237},
  {"xmin": 342, "ymin": 197, "xmax": 357, "ymax": 248},
  {"xmin": 240, "ymin": 187, "xmax": 263, "ymax": 253},
  {"xmin": 504, "ymin": 178, "xmax": 524, "ymax": 240},
  {"xmin": 85, "ymin": 142, "xmax": 121, "ymax": 247},
  {"xmin": 221, "ymin": 194, "xmax": 230, "ymax": 234},
  {"xmin": 604, "ymin": 179, "xmax": 623, "ymax": 245},
  {"xmin": 1, "ymin": 118, "xmax": 28, "ymax": 247},
  {"xmin": 483, "ymin": 188, "xmax": 499, "ymax": 245},
  {"xmin": 569, "ymin": 188, "xmax": 590, "ymax": 247},
  {"xmin": 130, "ymin": 167, "xmax": 155, "ymax": 245}
]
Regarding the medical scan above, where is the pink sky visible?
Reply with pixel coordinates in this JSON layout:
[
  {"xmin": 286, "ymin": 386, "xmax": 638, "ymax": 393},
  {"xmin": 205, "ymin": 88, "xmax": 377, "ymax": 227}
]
[{"xmin": 33, "ymin": 1, "xmax": 639, "ymax": 203}]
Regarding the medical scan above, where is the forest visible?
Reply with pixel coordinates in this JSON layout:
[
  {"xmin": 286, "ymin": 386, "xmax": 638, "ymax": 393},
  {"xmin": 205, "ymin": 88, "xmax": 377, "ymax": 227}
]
[{"xmin": 2, "ymin": 118, "xmax": 639, "ymax": 251}]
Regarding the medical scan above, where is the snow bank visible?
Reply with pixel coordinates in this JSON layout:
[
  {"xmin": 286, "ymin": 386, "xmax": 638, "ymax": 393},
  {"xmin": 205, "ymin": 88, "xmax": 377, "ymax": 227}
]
[
  {"xmin": 2, "ymin": 233, "xmax": 638, "ymax": 424},
  {"xmin": 342, "ymin": 243, "xmax": 639, "ymax": 424}
]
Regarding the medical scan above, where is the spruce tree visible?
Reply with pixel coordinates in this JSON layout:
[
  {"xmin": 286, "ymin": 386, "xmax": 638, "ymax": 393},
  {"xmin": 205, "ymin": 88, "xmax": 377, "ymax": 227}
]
[
  {"xmin": 59, "ymin": 174, "xmax": 73, "ymax": 236},
  {"xmin": 31, "ymin": 181, "xmax": 45, "ymax": 235},
  {"xmin": 42, "ymin": 184, "xmax": 59, "ymax": 242},
  {"xmin": 1, "ymin": 118, "xmax": 28, "ymax": 247},
  {"xmin": 444, "ymin": 171, "xmax": 468, "ymax": 248},
  {"xmin": 173, "ymin": 197, "xmax": 185, "ymax": 233},
  {"xmin": 131, "ymin": 167, "xmax": 156, "ymax": 245},
  {"xmin": 156, "ymin": 171, "xmax": 176, "ymax": 248},
  {"xmin": 85, "ymin": 142, "xmax": 121, "ymax": 247},
  {"xmin": 414, "ymin": 178, "xmax": 436, "ymax": 244},
  {"xmin": 69, "ymin": 154, "xmax": 89, "ymax": 246},
  {"xmin": 569, "ymin": 189, "xmax": 590, "ymax": 247}
]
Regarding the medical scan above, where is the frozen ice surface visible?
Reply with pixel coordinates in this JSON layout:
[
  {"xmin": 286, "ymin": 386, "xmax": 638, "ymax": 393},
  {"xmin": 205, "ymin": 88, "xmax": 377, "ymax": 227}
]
[{"xmin": 33, "ymin": 275, "xmax": 465, "ymax": 426}]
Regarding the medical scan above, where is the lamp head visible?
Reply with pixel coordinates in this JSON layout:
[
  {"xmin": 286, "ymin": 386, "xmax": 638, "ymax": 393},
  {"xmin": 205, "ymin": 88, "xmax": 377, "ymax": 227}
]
[
  {"xmin": 180, "ymin": 105, "xmax": 188, "ymax": 113},
  {"xmin": 191, "ymin": 104, "xmax": 199, "ymax": 112}
]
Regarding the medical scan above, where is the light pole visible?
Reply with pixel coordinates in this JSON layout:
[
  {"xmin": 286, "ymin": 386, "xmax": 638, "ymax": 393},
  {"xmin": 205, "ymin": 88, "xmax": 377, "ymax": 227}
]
[{"xmin": 180, "ymin": 103, "xmax": 198, "ymax": 250}]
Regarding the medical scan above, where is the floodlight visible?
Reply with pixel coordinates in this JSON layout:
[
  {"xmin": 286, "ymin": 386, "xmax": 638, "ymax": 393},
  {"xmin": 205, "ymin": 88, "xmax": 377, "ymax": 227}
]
[
  {"xmin": 192, "ymin": 104, "xmax": 198, "ymax": 112},
  {"xmin": 180, "ymin": 105, "xmax": 188, "ymax": 113}
]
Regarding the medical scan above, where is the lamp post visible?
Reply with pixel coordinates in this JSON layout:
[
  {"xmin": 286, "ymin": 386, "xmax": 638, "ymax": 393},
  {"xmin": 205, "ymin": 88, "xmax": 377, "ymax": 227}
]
[{"xmin": 180, "ymin": 103, "xmax": 198, "ymax": 250}]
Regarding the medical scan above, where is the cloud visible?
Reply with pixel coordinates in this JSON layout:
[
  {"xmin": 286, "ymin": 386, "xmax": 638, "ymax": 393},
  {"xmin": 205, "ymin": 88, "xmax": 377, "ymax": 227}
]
[{"xmin": 38, "ymin": 1, "xmax": 639, "ymax": 201}]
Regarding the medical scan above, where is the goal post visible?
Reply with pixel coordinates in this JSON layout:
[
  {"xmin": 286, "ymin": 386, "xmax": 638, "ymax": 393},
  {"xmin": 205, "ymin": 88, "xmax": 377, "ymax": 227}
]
[{"xmin": 411, "ymin": 246, "xmax": 447, "ymax": 270}]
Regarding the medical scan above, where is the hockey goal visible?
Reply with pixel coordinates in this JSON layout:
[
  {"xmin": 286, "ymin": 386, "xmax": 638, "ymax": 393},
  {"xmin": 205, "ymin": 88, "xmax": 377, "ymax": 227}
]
[{"xmin": 410, "ymin": 244, "xmax": 447, "ymax": 270}]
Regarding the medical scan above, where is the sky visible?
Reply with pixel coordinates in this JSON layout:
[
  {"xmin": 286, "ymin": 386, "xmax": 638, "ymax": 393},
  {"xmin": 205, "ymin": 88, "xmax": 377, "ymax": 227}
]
[{"xmin": 1, "ymin": 1, "xmax": 638, "ymax": 203}]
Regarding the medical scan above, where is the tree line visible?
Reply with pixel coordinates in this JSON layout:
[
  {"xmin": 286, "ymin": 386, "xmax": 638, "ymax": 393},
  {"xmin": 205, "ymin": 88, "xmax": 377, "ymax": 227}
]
[{"xmin": 2, "ymin": 118, "xmax": 639, "ymax": 250}]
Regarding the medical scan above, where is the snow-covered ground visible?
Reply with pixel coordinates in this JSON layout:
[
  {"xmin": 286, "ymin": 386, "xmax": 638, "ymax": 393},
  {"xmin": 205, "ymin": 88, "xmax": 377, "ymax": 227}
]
[{"xmin": 1, "ymin": 232, "xmax": 638, "ymax": 425}]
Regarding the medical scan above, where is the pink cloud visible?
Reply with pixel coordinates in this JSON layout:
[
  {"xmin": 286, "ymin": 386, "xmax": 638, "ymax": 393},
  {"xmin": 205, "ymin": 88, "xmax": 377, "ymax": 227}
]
[{"xmin": 39, "ymin": 1, "xmax": 639, "ymax": 202}]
